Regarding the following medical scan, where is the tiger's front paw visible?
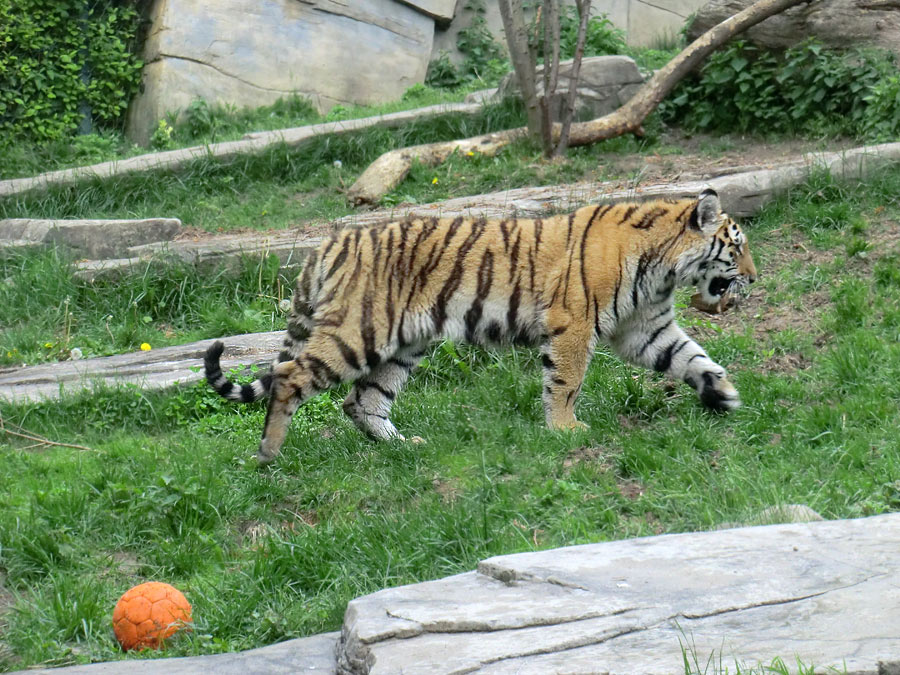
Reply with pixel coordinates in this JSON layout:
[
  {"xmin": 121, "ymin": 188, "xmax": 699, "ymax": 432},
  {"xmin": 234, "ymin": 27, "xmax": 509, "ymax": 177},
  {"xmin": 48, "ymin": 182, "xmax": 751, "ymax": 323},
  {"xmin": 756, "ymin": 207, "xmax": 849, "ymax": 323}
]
[
  {"xmin": 696, "ymin": 370, "xmax": 741, "ymax": 411},
  {"xmin": 549, "ymin": 418, "xmax": 589, "ymax": 431}
]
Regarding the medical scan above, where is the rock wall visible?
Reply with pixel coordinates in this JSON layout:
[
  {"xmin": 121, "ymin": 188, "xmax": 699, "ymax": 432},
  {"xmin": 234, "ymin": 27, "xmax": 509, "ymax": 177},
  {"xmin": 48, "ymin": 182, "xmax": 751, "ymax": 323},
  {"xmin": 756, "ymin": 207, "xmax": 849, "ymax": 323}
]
[{"xmin": 127, "ymin": 0, "xmax": 436, "ymax": 144}]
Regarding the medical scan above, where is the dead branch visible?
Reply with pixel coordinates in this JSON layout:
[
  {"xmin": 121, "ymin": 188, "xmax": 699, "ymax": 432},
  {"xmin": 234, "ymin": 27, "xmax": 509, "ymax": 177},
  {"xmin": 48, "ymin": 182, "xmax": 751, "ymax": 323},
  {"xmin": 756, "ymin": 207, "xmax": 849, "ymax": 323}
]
[
  {"xmin": 347, "ymin": 0, "xmax": 810, "ymax": 205},
  {"xmin": 0, "ymin": 415, "xmax": 95, "ymax": 452}
]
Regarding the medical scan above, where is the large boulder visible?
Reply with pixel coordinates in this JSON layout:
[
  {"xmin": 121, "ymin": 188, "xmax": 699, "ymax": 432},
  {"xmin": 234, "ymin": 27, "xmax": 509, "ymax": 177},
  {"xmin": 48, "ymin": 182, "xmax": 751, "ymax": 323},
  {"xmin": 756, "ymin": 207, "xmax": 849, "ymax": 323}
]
[
  {"xmin": 686, "ymin": 0, "xmax": 900, "ymax": 60},
  {"xmin": 127, "ymin": 0, "xmax": 436, "ymax": 145},
  {"xmin": 496, "ymin": 55, "xmax": 644, "ymax": 122}
]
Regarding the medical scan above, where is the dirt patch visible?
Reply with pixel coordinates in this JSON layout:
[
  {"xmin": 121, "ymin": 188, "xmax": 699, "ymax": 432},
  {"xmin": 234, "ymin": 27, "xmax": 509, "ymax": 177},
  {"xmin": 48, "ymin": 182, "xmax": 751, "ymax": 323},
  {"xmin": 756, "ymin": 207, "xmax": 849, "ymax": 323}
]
[
  {"xmin": 0, "ymin": 572, "xmax": 15, "ymax": 668},
  {"xmin": 563, "ymin": 445, "xmax": 617, "ymax": 473},
  {"xmin": 432, "ymin": 477, "xmax": 462, "ymax": 504},
  {"xmin": 616, "ymin": 479, "xmax": 646, "ymax": 501}
]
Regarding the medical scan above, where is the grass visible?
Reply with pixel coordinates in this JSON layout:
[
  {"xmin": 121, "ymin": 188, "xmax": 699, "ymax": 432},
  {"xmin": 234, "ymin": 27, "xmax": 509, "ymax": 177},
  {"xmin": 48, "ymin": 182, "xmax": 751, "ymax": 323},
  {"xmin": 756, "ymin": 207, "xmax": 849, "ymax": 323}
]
[{"xmin": 1, "ymin": 166, "xmax": 899, "ymax": 671}]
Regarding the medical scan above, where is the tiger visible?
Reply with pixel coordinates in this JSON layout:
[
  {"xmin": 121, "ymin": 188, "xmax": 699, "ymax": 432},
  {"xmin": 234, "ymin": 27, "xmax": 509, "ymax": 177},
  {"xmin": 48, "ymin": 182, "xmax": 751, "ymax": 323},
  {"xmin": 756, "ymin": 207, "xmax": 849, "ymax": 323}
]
[{"xmin": 205, "ymin": 188, "xmax": 757, "ymax": 465}]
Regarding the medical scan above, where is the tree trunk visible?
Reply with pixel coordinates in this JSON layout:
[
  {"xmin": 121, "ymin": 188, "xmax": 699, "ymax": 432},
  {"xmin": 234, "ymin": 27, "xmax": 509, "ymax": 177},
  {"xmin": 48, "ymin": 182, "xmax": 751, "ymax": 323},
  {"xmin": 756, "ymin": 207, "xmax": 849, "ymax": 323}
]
[
  {"xmin": 498, "ymin": 1, "xmax": 541, "ymax": 142},
  {"xmin": 348, "ymin": 0, "xmax": 811, "ymax": 204}
]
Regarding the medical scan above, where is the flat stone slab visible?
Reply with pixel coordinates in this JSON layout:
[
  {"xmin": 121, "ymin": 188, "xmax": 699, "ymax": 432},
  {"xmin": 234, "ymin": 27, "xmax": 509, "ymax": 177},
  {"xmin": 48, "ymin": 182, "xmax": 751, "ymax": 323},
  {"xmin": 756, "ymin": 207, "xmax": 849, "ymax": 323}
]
[
  {"xmin": 338, "ymin": 514, "xmax": 900, "ymax": 673},
  {"xmin": 0, "ymin": 218, "xmax": 182, "ymax": 259},
  {"xmin": 13, "ymin": 632, "xmax": 338, "ymax": 674},
  {"xmin": 0, "ymin": 332, "xmax": 282, "ymax": 403}
]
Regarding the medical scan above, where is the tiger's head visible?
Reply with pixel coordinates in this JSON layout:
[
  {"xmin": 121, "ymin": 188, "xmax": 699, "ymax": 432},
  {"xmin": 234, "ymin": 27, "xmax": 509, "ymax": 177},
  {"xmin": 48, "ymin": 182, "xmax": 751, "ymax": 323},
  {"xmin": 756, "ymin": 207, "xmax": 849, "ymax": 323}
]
[{"xmin": 683, "ymin": 189, "xmax": 757, "ymax": 314}]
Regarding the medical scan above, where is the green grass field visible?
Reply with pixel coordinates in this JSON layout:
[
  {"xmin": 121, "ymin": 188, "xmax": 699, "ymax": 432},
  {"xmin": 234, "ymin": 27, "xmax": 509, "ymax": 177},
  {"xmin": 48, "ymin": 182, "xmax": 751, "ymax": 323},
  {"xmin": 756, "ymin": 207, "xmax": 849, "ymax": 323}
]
[{"xmin": 1, "ymin": 165, "xmax": 899, "ymax": 670}]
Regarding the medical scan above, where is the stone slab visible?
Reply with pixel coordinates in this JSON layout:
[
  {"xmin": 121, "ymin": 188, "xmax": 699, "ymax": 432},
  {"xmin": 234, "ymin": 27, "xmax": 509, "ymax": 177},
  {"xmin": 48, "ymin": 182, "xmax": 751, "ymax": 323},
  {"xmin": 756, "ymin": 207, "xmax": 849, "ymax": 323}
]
[
  {"xmin": 0, "ymin": 218, "xmax": 182, "ymax": 259},
  {"xmin": 338, "ymin": 515, "xmax": 900, "ymax": 674},
  {"xmin": 11, "ymin": 632, "xmax": 339, "ymax": 674},
  {"xmin": 0, "ymin": 332, "xmax": 283, "ymax": 404}
]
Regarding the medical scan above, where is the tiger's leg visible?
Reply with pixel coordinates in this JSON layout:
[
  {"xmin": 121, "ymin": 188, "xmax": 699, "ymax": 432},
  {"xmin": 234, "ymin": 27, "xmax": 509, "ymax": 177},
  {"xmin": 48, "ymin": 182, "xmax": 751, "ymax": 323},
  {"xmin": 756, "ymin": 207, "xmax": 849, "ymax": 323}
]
[
  {"xmin": 541, "ymin": 325, "xmax": 595, "ymax": 430},
  {"xmin": 342, "ymin": 345, "xmax": 425, "ymax": 440},
  {"xmin": 258, "ymin": 334, "xmax": 361, "ymax": 464},
  {"xmin": 612, "ymin": 319, "xmax": 740, "ymax": 411}
]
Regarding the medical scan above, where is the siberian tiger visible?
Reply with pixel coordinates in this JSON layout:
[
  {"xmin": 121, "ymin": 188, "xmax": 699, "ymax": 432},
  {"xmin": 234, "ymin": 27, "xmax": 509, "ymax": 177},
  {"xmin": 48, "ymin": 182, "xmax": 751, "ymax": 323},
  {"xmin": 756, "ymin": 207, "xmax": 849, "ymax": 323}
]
[{"xmin": 205, "ymin": 188, "xmax": 757, "ymax": 464}]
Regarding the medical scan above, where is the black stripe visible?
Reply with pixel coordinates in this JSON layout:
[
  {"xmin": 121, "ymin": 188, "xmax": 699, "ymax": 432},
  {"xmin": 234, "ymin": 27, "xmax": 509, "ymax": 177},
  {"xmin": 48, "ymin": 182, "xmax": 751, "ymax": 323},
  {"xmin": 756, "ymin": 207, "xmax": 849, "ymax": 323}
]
[
  {"xmin": 507, "ymin": 280, "xmax": 521, "ymax": 336},
  {"xmin": 327, "ymin": 333, "xmax": 362, "ymax": 371},
  {"xmin": 361, "ymin": 380, "xmax": 396, "ymax": 401},
  {"xmin": 542, "ymin": 354, "xmax": 556, "ymax": 370},
  {"xmin": 431, "ymin": 220, "xmax": 485, "ymax": 332},
  {"xmin": 632, "ymin": 207, "xmax": 667, "ymax": 230},
  {"xmin": 464, "ymin": 249, "xmax": 494, "ymax": 341},
  {"xmin": 360, "ymin": 287, "xmax": 380, "ymax": 367},
  {"xmin": 325, "ymin": 236, "xmax": 350, "ymax": 280},
  {"xmin": 639, "ymin": 319, "xmax": 673, "ymax": 356}
]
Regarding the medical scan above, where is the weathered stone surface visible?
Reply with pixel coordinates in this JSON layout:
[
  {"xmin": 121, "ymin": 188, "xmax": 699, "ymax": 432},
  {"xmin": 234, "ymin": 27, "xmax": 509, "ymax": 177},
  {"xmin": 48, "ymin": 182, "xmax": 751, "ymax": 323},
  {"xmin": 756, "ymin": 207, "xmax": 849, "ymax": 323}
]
[
  {"xmin": 0, "ymin": 218, "xmax": 182, "ymax": 259},
  {"xmin": 686, "ymin": 0, "xmax": 900, "ymax": 60},
  {"xmin": 398, "ymin": 0, "xmax": 458, "ymax": 23},
  {"xmin": 128, "ymin": 0, "xmax": 436, "ymax": 144},
  {"xmin": 0, "ymin": 332, "xmax": 283, "ymax": 403},
  {"xmin": 497, "ymin": 55, "xmax": 644, "ymax": 122},
  {"xmin": 12, "ymin": 632, "xmax": 339, "ymax": 674},
  {"xmin": 338, "ymin": 515, "xmax": 900, "ymax": 673},
  {"xmin": 1, "ymin": 103, "xmax": 481, "ymax": 199}
]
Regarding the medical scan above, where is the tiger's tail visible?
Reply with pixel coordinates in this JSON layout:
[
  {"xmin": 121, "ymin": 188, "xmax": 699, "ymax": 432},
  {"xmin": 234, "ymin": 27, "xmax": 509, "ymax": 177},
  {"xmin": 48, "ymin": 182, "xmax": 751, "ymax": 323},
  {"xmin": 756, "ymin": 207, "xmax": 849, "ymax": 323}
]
[
  {"xmin": 204, "ymin": 340, "xmax": 273, "ymax": 402},
  {"xmin": 204, "ymin": 250, "xmax": 320, "ymax": 403}
]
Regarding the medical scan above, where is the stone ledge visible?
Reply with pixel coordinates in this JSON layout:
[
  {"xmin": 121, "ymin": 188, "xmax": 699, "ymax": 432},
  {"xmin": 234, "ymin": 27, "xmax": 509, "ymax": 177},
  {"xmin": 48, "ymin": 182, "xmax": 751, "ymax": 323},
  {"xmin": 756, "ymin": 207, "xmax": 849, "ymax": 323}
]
[{"xmin": 338, "ymin": 514, "xmax": 900, "ymax": 674}]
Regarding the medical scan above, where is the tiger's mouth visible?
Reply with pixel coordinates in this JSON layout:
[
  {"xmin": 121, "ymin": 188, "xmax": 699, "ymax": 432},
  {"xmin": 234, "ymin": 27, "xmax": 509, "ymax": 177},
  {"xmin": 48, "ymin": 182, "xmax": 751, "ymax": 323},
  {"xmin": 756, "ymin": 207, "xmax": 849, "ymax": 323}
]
[
  {"xmin": 708, "ymin": 276, "xmax": 731, "ymax": 298},
  {"xmin": 691, "ymin": 276, "xmax": 748, "ymax": 314}
]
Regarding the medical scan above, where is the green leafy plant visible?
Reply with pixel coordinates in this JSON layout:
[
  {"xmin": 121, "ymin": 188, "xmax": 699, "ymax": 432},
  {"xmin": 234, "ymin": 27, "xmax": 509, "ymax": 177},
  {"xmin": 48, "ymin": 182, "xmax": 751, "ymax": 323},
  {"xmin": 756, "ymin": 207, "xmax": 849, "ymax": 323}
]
[
  {"xmin": 662, "ymin": 39, "xmax": 899, "ymax": 140},
  {"xmin": 0, "ymin": 0, "xmax": 143, "ymax": 144}
]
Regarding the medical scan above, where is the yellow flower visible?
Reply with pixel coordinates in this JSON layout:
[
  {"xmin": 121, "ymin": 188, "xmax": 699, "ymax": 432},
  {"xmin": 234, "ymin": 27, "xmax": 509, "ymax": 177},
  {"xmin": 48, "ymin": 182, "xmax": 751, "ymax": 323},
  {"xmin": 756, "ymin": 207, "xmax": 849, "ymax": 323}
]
[
  {"xmin": 140, "ymin": 343, "xmax": 152, "ymax": 351},
  {"xmin": 466, "ymin": 151, "xmax": 475, "ymax": 157},
  {"xmin": 432, "ymin": 177, "xmax": 439, "ymax": 185},
  {"xmin": 44, "ymin": 342, "xmax": 53, "ymax": 348}
]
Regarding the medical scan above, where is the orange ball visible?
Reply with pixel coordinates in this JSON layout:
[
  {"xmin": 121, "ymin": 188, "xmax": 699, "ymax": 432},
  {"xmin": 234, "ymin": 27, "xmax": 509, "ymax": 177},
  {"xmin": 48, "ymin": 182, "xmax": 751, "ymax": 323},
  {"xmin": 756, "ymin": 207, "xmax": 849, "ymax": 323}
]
[{"xmin": 112, "ymin": 581, "xmax": 192, "ymax": 651}]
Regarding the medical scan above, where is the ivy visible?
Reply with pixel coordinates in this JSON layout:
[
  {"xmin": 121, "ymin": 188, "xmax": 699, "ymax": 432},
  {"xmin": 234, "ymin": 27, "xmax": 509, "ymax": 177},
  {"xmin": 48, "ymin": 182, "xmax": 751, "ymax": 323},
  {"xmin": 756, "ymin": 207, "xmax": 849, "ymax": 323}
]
[{"xmin": 0, "ymin": 0, "xmax": 143, "ymax": 144}]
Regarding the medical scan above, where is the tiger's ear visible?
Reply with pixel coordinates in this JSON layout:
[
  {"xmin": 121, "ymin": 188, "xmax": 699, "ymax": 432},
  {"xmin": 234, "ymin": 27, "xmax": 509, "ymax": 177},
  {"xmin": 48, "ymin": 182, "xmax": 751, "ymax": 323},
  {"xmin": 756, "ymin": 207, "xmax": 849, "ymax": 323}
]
[{"xmin": 689, "ymin": 188, "xmax": 720, "ymax": 233}]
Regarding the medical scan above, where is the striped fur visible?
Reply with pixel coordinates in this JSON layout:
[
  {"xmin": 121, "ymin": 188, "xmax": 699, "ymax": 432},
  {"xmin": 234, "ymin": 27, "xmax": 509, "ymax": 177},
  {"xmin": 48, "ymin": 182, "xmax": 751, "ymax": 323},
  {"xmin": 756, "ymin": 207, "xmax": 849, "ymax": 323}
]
[{"xmin": 205, "ymin": 188, "xmax": 757, "ymax": 464}]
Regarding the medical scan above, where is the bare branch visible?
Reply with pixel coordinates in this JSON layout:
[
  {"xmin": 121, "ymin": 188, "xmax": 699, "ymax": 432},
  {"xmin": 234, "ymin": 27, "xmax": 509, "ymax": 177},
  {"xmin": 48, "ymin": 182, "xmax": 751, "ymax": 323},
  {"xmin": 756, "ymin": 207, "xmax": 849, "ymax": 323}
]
[{"xmin": 555, "ymin": 0, "xmax": 592, "ymax": 156}]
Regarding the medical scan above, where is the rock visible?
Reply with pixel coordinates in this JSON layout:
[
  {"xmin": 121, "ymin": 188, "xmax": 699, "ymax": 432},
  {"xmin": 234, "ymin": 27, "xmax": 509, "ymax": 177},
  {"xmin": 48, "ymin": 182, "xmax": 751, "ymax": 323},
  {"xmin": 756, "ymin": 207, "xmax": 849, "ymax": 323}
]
[
  {"xmin": 0, "ymin": 218, "xmax": 182, "ymax": 260},
  {"xmin": 337, "ymin": 514, "xmax": 900, "ymax": 673},
  {"xmin": 686, "ymin": 0, "xmax": 900, "ymax": 61},
  {"xmin": 496, "ymin": 55, "xmax": 644, "ymax": 122},
  {"xmin": 398, "ymin": 0, "xmax": 458, "ymax": 23},
  {"xmin": 127, "ymin": 0, "xmax": 436, "ymax": 145},
  {"xmin": 464, "ymin": 88, "xmax": 499, "ymax": 104},
  {"xmin": 12, "ymin": 632, "xmax": 339, "ymax": 674}
]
